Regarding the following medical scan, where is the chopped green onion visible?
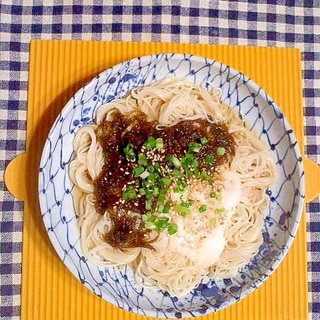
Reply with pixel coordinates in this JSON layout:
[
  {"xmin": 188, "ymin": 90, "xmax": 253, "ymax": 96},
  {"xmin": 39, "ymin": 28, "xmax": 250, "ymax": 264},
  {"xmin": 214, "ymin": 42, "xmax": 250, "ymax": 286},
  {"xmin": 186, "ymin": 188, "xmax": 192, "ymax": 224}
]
[
  {"xmin": 181, "ymin": 201, "xmax": 192, "ymax": 208},
  {"xmin": 145, "ymin": 199, "xmax": 152, "ymax": 210},
  {"xmin": 139, "ymin": 188, "xmax": 146, "ymax": 196},
  {"xmin": 210, "ymin": 192, "xmax": 216, "ymax": 198},
  {"xmin": 160, "ymin": 177, "xmax": 172, "ymax": 187},
  {"xmin": 163, "ymin": 203, "xmax": 170, "ymax": 213},
  {"xmin": 122, "ymin": 186, "xmax": 137, "ymax": 200},
  {"xmin": 199, "ymin": 205, "xmax": 207, "ymax": 213},
  {"xmin": 177, "ymin": 180, "xmax": 187, "ymax": 191},
  {"xmin": 145, "ymin": 136, "xmax": 156, "ymax": 150},
  {"xmin": 123, "ymin": 143, "xmax": 135, "ymax": 159},
  {"xmin": 183, "ymin": 168, "xmax": 192, "ymax": 179},
  {"xmin": 181, "ymin": 153, "xmax": 197, "ymax": 169},
  {"xmin": 200, "ymin": 137, "xmax": 209, "ymax": 145},
  {"xmin": 139, "ymin": 170, "xmax": 150, "ymax": 179},
  {"xmin": 200, "ymin": 170, "xmax": 210, "ymax": 180},
  {"xmin": 157, "ymin": 194, "xmax": 165, "ymax": 204},
  {"xmin": 144, "ymin": 221, "xmax": 156, "ymax": 229},
  {"xmin": 166, "ymin": 155, "xmax": 174, "ymax": 163},
  {"xmin": 193, "ymin": 167, "xmax": 199, "ymax": 177},
  {"xmin": 216, "ymin": 147, "xmax": 226, "ymax": 156},
  {"xmin": 133, "ymin": 166, "xmax": 144, "ymax": 177},
  {"xmin": 146, "ymin": 164, "xmax": 155, "ymax": 173},
  {"xmin": 171, "ymin": 169, "xmax": 184, "ymax": 180},
  {"xmin": 155, "ymin": 137, "xmax": 164, "ymax": 149},
  {"xmin": 216, "ymin": 193, "xmax": 223, "ymax": 201},
  {"xmin": 155, "ymin": 217, "xmax": 169, "ymax": 231},
  {"xmin": 153, "ymin": 187, "xmax": 160, "ymax": 196},
  {"xmin": 172, "ymin": 156, "xmax": 181, "ymax": 168},
  {"xmin": 187, "ymin": 199, "xmax": 194, "ymax": 206},
  {"xmin": 215, "ymin": 207, "xmax": 225, "ymax": 214},
  {"xmin": 145, "ymin": 211, "xmax": 154, "ymax": 221},
  {"xmin": 145, "ymin": 191, "xmax": 153, "ymax": 200},
  {"xmin": 147, "ymin": 172, "xmax": 159, "ymax": 181},
  {"xmin": 188, "ymin": 142, "xmax": 201, "ymax": 153},
  {"xmin": 205, "ymin": 155, "xmax": 214, "ymax": 165},
  {"xmin": 168, "ymin": 223, "xmax": 178, "ymax": 235},
  {"xmin": 159, "ymin": 187, "xmax": 167, "ymax": 195},
  {"xmin": 138, "ymin": 153, "xmax": 148, "ymax": 166},
  {"xmin": 174, "ymin": 204, "xmax": 191, "ymax": 216}
]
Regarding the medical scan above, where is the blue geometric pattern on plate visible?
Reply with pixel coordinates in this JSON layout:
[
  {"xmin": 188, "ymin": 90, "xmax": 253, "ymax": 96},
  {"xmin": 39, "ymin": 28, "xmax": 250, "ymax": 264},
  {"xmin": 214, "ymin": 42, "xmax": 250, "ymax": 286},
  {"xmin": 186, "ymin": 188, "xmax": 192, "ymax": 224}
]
[{"xmin": 38, "ymin": 54, "xmax": 304, "ymax": 318}]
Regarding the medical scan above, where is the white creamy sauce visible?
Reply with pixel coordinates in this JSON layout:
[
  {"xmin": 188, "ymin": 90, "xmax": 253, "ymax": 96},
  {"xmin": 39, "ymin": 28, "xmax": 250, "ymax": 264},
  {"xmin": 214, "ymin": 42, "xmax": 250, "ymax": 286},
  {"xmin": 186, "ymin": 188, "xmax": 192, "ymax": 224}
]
[
  {"xmin": 158, "ymin": 171, "xmax": 242, "ymax": 267},
  {"xmin": 167, "ymin": 219, "xmax": 226, "ymax": 267},
  {"xmin": 221, "ymin": 171, "xmax": 241, "ymax": 210},
  {"xmin": 196, "ymin": 227, "xmax": 226, "ymax": 267}
]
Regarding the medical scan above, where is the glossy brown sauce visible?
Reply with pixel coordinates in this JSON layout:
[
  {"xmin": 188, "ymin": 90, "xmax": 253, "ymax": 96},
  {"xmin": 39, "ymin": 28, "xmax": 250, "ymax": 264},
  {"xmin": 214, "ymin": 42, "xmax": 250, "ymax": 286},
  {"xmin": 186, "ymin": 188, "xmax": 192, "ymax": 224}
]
[{"xmin": 94, "ymin": 111, "xmax": 235, "ymax": 249}]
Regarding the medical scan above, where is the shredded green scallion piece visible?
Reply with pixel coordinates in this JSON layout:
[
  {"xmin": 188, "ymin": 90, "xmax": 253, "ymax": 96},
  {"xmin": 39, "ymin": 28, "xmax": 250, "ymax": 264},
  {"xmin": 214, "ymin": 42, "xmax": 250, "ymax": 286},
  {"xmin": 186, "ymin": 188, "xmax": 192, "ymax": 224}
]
[
  {"xmin": 138, "ymin": 154, "xmax": 148, "ymax": 166},
  {"xmin": 216, "ymin": 193, "xmax": 223, "ymax": 201},
  {"xmin": 155, "ymin": 137, "xmax": 164, "ymax": 149},
  {"xmin": 160, "ymin": 177, "xmax": 172, "ymax": 187},
  {"xmin": 215, "ymin": 207, "xmax": 225, "ymax": 214},
  {"xmin": 174, "ymin": 204, "xmax": 191, "ymax": 216},
  {"xmin": 145, "ymin": 199, "xmax": 152, "ymax": 210},
  {"xmin": 155, "ymin": 217, "xmax": 169, "ymax": 231},
  {"xmin": 121, "ymin": 134, "xmax": 228, "ymax": 236},
  {"xmin": 145, "ymin": 136, "xmax": 156, "ymax": 150},
  {"xmin": 177, "ymin": 180, "xmax": 187, "ymax": 191},
  {"xmin": 172, "ymin": 156, "xmax": 181, "ymax": 168},
  {"xmin": 199, "ymin": 205, "xmax": 207, "ymax": 213},
  {"xmin": 168, "ymin": 223, "xmax": 178, "ymax": 235},
  {"xmin": 216, "ymin": 146, "xmax": 226, "ymax": 156},
  {"xmin": 123, "ymin": 143, "xmax": 135, "ymax": 159},
  {"xmin": 163, "ymin": 203, "xmax": 170, "ymax": 213},
  {"xmin": 200, "ymin": 170, "xmax": 210, "ymax": 180},
  {"xmin": 133, "ymin": 166, "xmax": 144, "ymax": 177},
  {"xmin": 200, "ymin": 137, "xmax": 209, "ymax": 145},
  {"xmin": 173, "ymin": 186, "xmax": 180, "ymax": 193},
  {"xmin": 122, "ymin": 186, "xmax": 138, "ymax": 200},
  {"xmin": 139, "ymin": 170, "xmax": 150, "ymax": 180},
  {"xmin": 157, "ymin": 194, "xmax": 165, "ymax": 204},
  {"xmin": 181, "ymin": 153, "xmax": 197, "ymax": 169},
  {"xmin": 210, "ymin": 192, "xmax": 216, "ymax": 198},
  {"xmin": 205, "ymin": 155, "xmax": 214, "ymax": 164},
  {"xmin": 188, "ymin": 141, "xmax": 201, "ymax": 153}
]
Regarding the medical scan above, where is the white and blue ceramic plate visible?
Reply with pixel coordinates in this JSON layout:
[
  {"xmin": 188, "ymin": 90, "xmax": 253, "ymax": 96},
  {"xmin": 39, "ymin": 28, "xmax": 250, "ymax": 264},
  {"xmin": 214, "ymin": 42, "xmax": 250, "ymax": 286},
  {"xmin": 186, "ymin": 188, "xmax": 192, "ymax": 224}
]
[{"xmin": 38, "ymin": 54, "xmax": 304, "ymax": 318}]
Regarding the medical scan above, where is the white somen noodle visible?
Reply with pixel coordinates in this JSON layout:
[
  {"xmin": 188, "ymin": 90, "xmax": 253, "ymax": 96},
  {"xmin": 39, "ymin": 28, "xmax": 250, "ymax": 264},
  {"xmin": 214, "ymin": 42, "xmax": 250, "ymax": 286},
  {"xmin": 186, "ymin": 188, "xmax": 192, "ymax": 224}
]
[{"xmin": 69, "ymin": 78, "xmax": 276, "ymax": 297}]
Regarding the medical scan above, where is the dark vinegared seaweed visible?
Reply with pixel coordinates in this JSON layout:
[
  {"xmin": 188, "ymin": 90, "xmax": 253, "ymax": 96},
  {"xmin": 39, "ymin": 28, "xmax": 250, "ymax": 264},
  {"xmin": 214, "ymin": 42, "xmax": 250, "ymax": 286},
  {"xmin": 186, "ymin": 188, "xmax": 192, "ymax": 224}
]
[{"xmin": 93, "ymin": 111, "xmax": 235, "ymax": 249}]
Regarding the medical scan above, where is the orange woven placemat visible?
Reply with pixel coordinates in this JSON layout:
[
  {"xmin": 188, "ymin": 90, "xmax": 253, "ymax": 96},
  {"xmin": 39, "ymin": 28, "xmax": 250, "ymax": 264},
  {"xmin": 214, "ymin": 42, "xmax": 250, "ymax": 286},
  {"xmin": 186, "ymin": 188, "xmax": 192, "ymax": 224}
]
[{"xmin": 5, "ymin": 40, "xmax": 308, "ymax": 320}]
